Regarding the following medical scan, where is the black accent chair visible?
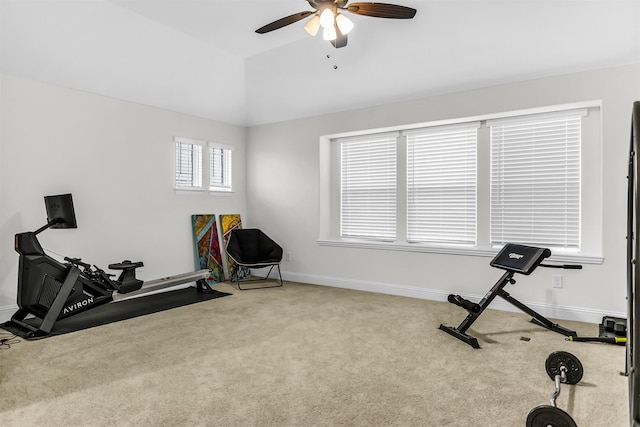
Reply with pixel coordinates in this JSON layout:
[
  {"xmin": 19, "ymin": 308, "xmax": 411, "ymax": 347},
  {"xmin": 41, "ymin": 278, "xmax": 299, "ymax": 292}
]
[{"xmin": 225, "ymin": 229, "xmax": 283, "ymax": 290}]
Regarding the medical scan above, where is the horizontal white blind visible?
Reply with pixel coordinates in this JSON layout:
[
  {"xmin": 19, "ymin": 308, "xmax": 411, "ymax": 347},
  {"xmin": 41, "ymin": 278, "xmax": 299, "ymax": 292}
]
[
  {"xmin": 406, "ymin": 123, "xmax": 479, "ymax": 244},
  {"xmin": 340, "ymin": 132, "xmax": 398, "ymax": 241},
  {"xmin": 209, "ymin": 143, "xmax": 232, "ymax": 191},
  {"xmin": 175, "ymin": 139, "xmax": 202, "ymax": 189},
  {"xmin": 490, "ymin": 110, "xmax": 585, "ymax": 248}
]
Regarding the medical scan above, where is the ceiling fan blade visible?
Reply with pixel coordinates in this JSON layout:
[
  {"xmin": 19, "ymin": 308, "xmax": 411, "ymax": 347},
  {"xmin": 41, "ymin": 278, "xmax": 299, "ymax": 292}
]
[
  {"xmin": 255, "ymin": 11, "xmax": 315, "ymax": 34},
  {"xmin": 346, "ymin": 2, "xmax": 417, "ymax": 19}
]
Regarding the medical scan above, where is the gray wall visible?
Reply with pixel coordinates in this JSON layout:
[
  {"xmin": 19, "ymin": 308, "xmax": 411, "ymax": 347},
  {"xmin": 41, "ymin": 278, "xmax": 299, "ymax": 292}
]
[
  {"xmin": 246, "ymin": 64, "xmax": 640, "ymax": 323},
  {"xmin": 1, "ymin": 64, "xmax": 639, "ymax": 324},
  {"xmin": 0, "ymin": 75, "xmax": 247, "ymax": 318}
]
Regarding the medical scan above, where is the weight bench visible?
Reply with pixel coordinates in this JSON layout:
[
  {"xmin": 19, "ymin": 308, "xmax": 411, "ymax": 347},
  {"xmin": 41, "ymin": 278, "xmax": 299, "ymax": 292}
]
[{"xmin": 439, "ymin": 243, "xmax": 582, "ymax": 349}]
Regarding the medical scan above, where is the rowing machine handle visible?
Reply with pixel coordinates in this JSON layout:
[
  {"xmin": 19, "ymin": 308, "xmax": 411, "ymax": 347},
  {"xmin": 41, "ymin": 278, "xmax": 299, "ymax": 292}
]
[
  {"xmin": 448, "ymin": 294, "xmax": 481, "ymax": 313},
  {"xmin": 64, "ymin": 256, "xmax": 91, "ymax": 270}
]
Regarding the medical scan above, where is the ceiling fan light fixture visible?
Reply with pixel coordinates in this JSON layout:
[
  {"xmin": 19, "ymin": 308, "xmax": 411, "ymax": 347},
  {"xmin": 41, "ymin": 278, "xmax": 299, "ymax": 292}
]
[
  {"xmin": 255, "ymin": 1, "xmax": 417, "ymax": 48},
  {"xmin": 335, "ymin": 13, "xmax": 354, "ymax": 35},
  {"xmin": 319, "ymin": 8, "xmax": 335, "ymax": 28},
  {"xmin": 304, "ymin": 15, "xmax": 321, "ymax": 36},
  {"xmin": 322, "ymin": 24, "xmax": 337, "ymax": 41}
]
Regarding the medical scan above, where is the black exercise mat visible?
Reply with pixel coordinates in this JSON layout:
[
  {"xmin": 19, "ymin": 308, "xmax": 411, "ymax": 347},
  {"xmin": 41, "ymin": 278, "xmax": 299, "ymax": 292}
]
[{"xmin": 1, "ymin": 287, "xmax": 231, "ymax": 339}]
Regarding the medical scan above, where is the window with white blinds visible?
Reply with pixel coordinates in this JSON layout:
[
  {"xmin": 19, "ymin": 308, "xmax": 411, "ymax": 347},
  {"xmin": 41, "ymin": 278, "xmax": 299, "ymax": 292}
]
[
  {"xmin": 175, "ymin": 138, "xmax": 203, "ymax": 190},
  {"xmin": 340, "ymin": 132, "xmax": 398, "ymax": 241},
  {"xmin": 321, "ymin": 103, "xmax": 600, "ymax": 260},
  {"xmin": 406, "ymin": 123, "xmax": 479, "ymax": 245},
  {"xmin": 489, "ymin": 110, "xmax": 586, "ymax": 249},
  {"xmin": 209, "ymin": 142, "xmax": 233, "ymax": 192}
]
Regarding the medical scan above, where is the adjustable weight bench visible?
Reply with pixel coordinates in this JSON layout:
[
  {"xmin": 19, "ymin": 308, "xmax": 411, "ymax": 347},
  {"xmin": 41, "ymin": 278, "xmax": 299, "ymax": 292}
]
[{"xmin": 439, "ymin": 243, "xmax": 582, "ymax": 349}]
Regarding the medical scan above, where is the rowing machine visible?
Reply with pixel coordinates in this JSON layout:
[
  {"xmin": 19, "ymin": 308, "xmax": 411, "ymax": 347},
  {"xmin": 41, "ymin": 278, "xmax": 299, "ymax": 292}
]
[
  {"xmin": 439, "ymin": 243, "xmax": 582, "ymax": 349},
  {"xmin": 5, "ymin": 193, "xmax": 217, "ymax": 338}
]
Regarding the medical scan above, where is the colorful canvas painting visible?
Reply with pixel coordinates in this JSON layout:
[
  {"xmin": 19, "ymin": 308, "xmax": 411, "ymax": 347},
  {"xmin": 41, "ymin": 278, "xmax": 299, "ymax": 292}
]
[
  {"xmin": 191, "ymin": 214, "xmax": 225, "ymax": 284},
  {"xmin": 220, "ymin": 214, "xmax": 251, "ymax": 281}
]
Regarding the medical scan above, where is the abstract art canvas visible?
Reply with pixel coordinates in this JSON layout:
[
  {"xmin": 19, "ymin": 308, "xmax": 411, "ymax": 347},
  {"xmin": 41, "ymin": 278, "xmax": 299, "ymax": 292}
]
[
  {"xmin": 191, "ymin": 214, "xmax": 225, "ymax": 284},
  {"xmin": 220, "ymin": 214, "xmax": 251, "ymax": 281}
]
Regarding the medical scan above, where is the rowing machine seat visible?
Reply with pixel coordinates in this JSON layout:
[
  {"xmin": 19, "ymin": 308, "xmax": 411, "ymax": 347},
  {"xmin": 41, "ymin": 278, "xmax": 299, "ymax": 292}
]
[{"xmin": 109, "ymin": 260, "xmax": 144, "ymax": 293}]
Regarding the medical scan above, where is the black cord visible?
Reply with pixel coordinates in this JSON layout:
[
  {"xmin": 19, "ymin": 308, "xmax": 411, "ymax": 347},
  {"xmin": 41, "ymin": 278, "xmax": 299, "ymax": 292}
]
[{"xmin": 0, "ymin": 333, "xmax": 20, "ymax": 349}]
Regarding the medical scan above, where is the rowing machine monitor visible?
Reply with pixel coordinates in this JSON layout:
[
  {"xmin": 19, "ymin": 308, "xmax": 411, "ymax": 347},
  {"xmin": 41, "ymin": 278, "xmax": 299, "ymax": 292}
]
[
  {"xmin": 439, "ymin": 243, "xmax": 580, "ymax": 349},
  {"xmin": 44, "ymin": 193, "xmax": 77, "ymax": 229}
]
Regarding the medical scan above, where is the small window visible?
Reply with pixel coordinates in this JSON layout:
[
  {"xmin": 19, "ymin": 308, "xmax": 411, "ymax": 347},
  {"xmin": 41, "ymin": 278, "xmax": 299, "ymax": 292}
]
[
  {"xmin": 175, "ymin": 137, "xmax": 203, "ymax": 190},
  {"xmin": 209, "ymin": 142, "xmax": 233, "ymax": 192}
]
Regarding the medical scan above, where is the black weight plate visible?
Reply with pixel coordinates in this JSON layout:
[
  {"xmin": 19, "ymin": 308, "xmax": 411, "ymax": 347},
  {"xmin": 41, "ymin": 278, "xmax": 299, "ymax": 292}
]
[
  {"xmin": 526, "ymin": 405, "xmax": 578, "ymax": 427},
  {"xmin": 545, "ymin": 351, "xmax": 584, "ymax": 384}
]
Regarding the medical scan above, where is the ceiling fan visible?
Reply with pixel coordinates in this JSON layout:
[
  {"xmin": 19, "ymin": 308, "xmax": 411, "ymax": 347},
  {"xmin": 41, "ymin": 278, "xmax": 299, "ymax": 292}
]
[{"xmin": 255, "ymin": 1, "xmax": 417, "ymax": 48}]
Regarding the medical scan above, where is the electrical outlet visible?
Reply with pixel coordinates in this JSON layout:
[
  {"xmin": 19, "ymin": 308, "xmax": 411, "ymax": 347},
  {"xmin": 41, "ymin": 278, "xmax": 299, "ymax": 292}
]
[
  {"xmin": 552, "ymin": 275, "xmax": 563, "ymax": 288},
  {"xmin": 286, "ymin": 251, "xmax": 292, "ymax": 262}
]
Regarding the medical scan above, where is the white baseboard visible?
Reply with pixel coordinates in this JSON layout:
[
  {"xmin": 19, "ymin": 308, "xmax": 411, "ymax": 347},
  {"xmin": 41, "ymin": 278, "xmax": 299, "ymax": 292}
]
[
  {"xmin": 0, "ymin": 270, "xmax": 625, "ymax": 327},
  {"xmin": 279, "ymin": 270, "xmax": 625, "ymax": 325},
  {"xmin": 0, "ymin": 304, "xmax": 17, "ymax": 324}
]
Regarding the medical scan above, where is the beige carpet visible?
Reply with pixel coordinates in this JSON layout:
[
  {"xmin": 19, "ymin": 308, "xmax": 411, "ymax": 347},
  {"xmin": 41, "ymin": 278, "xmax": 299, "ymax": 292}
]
[{"xmin": 0, "ymin": 281, "xmax": 628, "ymax": 426}]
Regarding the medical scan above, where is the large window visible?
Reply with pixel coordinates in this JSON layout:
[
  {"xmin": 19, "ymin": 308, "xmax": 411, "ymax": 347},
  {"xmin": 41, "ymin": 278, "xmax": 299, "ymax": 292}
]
[
  {"xmin": 174, "ymin": 137, "xmax": 233, "ymax": 193},
  {"xmin": 319, "ymin": 103, "xmax": 602, "ymax": 262}
]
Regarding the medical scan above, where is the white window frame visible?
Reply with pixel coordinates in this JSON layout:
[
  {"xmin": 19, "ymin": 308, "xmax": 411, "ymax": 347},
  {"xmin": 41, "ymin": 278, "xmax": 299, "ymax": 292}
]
[
  {"xmin": 406, "ymin": 123, "xmax": 480, "ymax": 246},
  {"xmin": 318, "ymin": 101, "xmax": 603, "ymax": 264},
  {"xmin": 339, "ymin": 132, "xmax": 398, "ymax": 242},
  {"xmin": 174, "ymin": 137, "xmax": 234, "ymax": 195},
  {"xmin": 174, "ymin": 137, "xmax": 203, "ymax": 192},
  {"xmin": 208, "ymin": 142, "xmax": 233, "ymax": 193},
  {"xmin": 488, "ymin": 109, "xmax": 586, "ymax": 250}
]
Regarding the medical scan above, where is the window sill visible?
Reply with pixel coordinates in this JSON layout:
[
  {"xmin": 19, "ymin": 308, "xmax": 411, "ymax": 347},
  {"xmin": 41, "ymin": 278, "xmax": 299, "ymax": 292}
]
[
  {"xmin": 175, "ymin": 188, "xmax": 205, "ymax": 195},
  {"xmin": 208, "ymin": 190, "xmax": 234, "ymax": 196},
  {"xmin": 316, "ymin": 238, "xmax": 603, "ymax": 265}
]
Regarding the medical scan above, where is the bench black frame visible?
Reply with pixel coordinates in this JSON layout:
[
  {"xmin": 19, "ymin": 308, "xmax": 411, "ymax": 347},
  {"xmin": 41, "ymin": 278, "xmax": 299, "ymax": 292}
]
[{"xmin": 439, "ymin": 243, "xmax": 578, "ymax": 349}]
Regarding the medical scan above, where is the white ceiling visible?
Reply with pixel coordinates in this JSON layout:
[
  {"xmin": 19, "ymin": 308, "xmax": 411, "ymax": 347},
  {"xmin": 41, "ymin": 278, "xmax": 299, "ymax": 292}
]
[{"xmin": 1, "ymin": 0, "xmax": 639, "ymax": 126}]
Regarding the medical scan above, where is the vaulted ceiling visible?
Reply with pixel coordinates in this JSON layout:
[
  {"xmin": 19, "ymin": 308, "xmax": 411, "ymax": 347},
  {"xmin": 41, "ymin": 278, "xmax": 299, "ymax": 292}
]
[{"xmin": 1, "ymin": 0, "xmax": 639, "ymax": 126}]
